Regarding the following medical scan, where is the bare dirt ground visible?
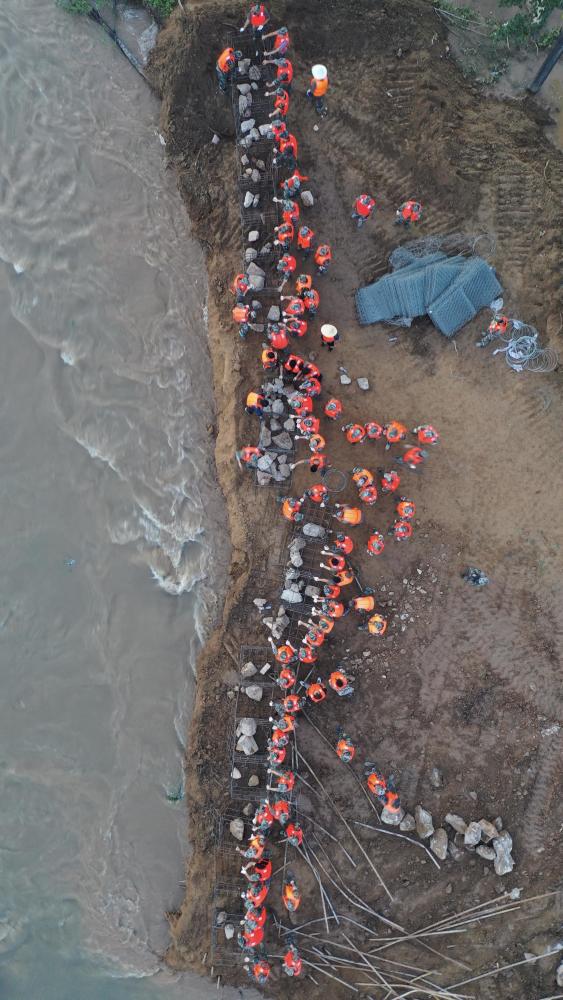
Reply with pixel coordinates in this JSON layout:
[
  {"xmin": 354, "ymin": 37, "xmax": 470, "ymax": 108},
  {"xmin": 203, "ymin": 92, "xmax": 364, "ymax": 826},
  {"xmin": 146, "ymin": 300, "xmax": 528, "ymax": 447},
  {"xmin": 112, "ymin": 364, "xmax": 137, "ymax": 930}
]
[{"xmin": 149, "ymin": 0, "xmax": 563, "ymax": 995}]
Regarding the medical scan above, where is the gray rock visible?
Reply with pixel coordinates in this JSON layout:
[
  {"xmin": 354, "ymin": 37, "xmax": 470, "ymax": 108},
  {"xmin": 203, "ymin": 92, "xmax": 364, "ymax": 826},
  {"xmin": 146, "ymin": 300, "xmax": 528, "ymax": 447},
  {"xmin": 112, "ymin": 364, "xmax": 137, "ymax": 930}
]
[
  {"xmin": 302, "ymin": 523, "xmax": 326, "ymax": 538},
  {"xmin": 269, "ymin": 419, "xmax": 281, "ymax": 432},
  {"xmin": 357, "ymin": 377, "xmax": 370, "ymax": 391},
  {"xmin": 241, "ymin": 154, "xmax": 250, "ymax": 166},
  {"xmin": 245, "ymin": 247, "xmax": 258, "ymax": 263},
  {"xmin": 257, "ymin": 453, "xmax": 274, "ymax": 471},
  {"xmin": 251, "ymin": 169, "xmax": 260, "ymax": 183},
  {"xmin": 493, "ymin": 831, "xmax": 514, "ymax": 876},
  {"xmin": 227, "ymin": 690, "xmax": 235, "ymax": 700},
  {"xmin": 556, "ymin": 960, "xmax": 563, "ymax": 988},
  {"xmin": 248, "ymin": 230, "xmax": 259, "ymax": 243},
  {"xmin": 305, "ymin": 585, "xmax": 321, "ymax": 598},
  {"xmin": 415, "ymin": 805, "xmax": 434, "ymax": 839},
  {"xmin": 476, "ymin": 845, "xmax": 496, "ymax": 861},
  {"xmin": 281, "ymin": 588, "xmax": 302, "ymax": 604},
  {"xmin": 382, "ymin": 805, "xmax": 405, "ymax": 825},
  {"xmin": 241, "ymin": 662, "xmax": 257, "ymax": 678},
  {"xmin": 256, "ymin": 470, "xmax": 272, "ymax": 486},
  {"xmin": 247, "ymin": 261, "xmax": 265, "ymax": 276},
  {"xmin": 258, "ymin": 126, "xmax": 272, "ymax": 138},
  {"xmin": 256, "ymin": 160, "xmax": 266, "ymax": 171},
  {"xmin": 229, "ymin": 817, "xmax": 245, "ymax": 841},
  {"xmin": 268, "ymin": 305, "xmax": 281, "ymax": 322},
  {"xmin": 301, "ymin": 190, "xmax": 314, "ymax": 207},
  {"xmin": 494, "ymin": 816, "xmax": 503, "ymax": 831},
  {"xmin": 252, "ymin": 194, "xmax": 260, "ymax": 208},
  {"xmin": 290, "ymin": 552, "xmax": 303, "ymax": 568},
  {"xmin": 445, "ymin": 813, "xmax": 467, "ymax": 835},
  {"xmin": 236, "ymin": 718, "xmax": 257, "ymax": 737},
  {"xmin": 248, "ymin": 273, "xmax": 265, "ymax": 291},
  {"xmin": 248, "ymin": 774, "xmax": 260, "ymax": 787},
  {"xmin": 251, "ymin": 81, "xmax": 259, "ymax": 91},
  {"xmin": 253, "ymin": 598, "xmax": 267, "ymax": 610},
  {"xmin": 249, "ymin": 65, "xmax": 261, "ymax": 81},
  {"xmin": 478, "ymin": 819, "xmax": 499, "ymax": 842},
  {"xmin": 242, "ymin": 802, "xmax": 253, "ymax": 816},
  {"xmin": 340, "ymin": 373, "xmax": 352, "ymax": 385},
  {"xmin": 236, "ymin": 734, "xmax": 258, "ymax": 755},
  {"xmin": 243, "ymin": 190, "xmax": 254, "ymax": 209},
  {"xmin": 272, "ymin": 399, "xmax": 285, "ymax": 416},
  {"xmin": 216, "ymin": 911, "xmax": 227, "ymax": 926},
  {"xmin": 464, "ymin": 822, "xmax": 482, "ymax": 848},
  {"xmin": 239, "ymin": 96, "xmax": 249, "ymax": 115},
  {"xmin": 449, "ymin": 841, "xmax": 465, "ymax": 861},
  {"xmin": 429, "ymin": 767, "xmax": 443, "ymax": 789},
  {"xmin": 260, "ymin": 663, "xmax": 271, "ymax": 674},
  {"xmin": 430, "ymin": 828, "xmax": 448, "ymax": 860},
  {"xmin": 224, "ymin": 923, "xmax": 235, "ymax": 940},
  {"xmin": 238, "ymin": 58, "xmax": 251, "ymax": 75},
  {"xmin": 244, "ymin": 684, "xmax": 263, "ymax": 702},
  {"xmin": 290, "ymin": 537, "xmax": 307, "ymax": 551},
  {"xmin": 272, "ymin": 431, "xmax": 293, "ymax": 451},
  {"xmin": 237, "ymin": 83, "xmax": 251, "ymax": 95},
  {"xmin": 399, "ymin": 812, "xmax": 416, "ymax": 832},
  {"xmin": 231, "ymin": 767, "xmax": 241, "ymax": 780},
  {"xmin": 278, "ymin": 464, "xmax": 291, "ymax": 480},
  {"xmin": 239, "ymin": 136, "xmax": 252, "ymax": 149},
  {"xmin": 211, "ymin": 133, "xmax": 220, "ymax": 145},
  {"xmin": 284, "ymin": 419, "xmax": 295, "ymax": 431},
  {"xmin": 240, "ymin": 118, "xmax": 256, "ymax": 134}
]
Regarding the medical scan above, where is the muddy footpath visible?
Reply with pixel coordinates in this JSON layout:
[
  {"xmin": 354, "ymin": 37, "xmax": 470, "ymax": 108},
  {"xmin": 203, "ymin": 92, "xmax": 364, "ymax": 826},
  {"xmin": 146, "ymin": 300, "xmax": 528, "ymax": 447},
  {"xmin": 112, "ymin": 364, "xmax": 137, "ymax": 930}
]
[{"xmin": 148, "ymin": 1, "xmax": 563, "ymax": 996}]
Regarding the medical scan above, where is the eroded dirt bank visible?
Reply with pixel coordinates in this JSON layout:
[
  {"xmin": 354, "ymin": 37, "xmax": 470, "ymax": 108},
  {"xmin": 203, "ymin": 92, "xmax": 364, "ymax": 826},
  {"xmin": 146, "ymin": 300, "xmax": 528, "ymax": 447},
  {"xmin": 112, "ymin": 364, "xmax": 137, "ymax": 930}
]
[{"xmin": 149, "ymin": 1, "xmax": 562, "ymax": 995}]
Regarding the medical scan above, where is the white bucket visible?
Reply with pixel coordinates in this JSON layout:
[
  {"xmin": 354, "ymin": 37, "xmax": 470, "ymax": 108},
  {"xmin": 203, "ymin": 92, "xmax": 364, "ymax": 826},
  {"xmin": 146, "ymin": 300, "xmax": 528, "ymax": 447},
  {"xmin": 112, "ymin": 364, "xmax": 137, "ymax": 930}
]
[
  {"xmin": 321, "ymin": 323, "xmax": 337, "ymax": 340},
  {"xmin": 312, "ymin": 64, "xmax": 327, "ymax": 80}
]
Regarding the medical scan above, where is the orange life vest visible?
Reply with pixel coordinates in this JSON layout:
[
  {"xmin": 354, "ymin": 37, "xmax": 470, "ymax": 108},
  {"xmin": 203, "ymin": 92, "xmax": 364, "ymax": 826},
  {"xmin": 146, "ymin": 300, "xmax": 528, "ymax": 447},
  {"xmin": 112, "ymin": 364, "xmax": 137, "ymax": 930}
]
[
  {"xmin": 243, "ymin": 925, "xmax": 264, "ymax": 947},
  {"xmin": 276, "ymin": 222, "xmax": 294, "ymax": 245},
  {"xmin": 288, "ymin": 318, "xmax": 307, "ymax": 338},
  {"xmin": 352, "ymin": 468, "xmax": 374, "ymax": 487},
  {"xmin": 270, "ymin": 327, "xmax": 289, "ymax": 350},
  {"xmin": 380, "ymin": 470, "xmax": 400, "ymax": 493},
  {"xmin": 403, "ymin": 446, "xmax": 426, "ymax": 466},
  {"xmin": 415, "ymin": 424, "xmax": 439, "ymax": 445},
  {"xmin": 246, "ymin": 882, "xmax": 268, "ymax": 906},
  {"xmin": 279, "ymin": 134, "xmax": 298, "ymax": 158},
  {"xmin": 329, "ymin": 670, "xmax": 349, "ymax": 691},
  {"xmin": 284, "ymin": 297, "xmax": 305, "ymax": 317},
  {"xmin": 315, "ymin": 615, "xmax": 334, "ymax": 634},
  {"xmin": 285, "ymin": 822, "xmax": 303, "ymax": 846},
  {"xmin": 396, "ymin": 499, "xmax": 415, "ymax": 519},
  {"xmin": 334, "ymin": 534, "xmax": 353, "ymax": 555},
  {"xmin": 325, "ymin": 398, "xmax": 342, "ymax": 419},
  {"xmin": 276, "ymin": 59, "xmax": 293, "ymax": 85},
  {"xmin": 367, "ymin": 532, "xmax": 385, "ymax": 555},
  {"xmin": 278, "ymin": 667, "xmax": 296, "ymax": 689},
  {"xmin": 283, "ymin": 948, "xmax": 303, "ymax": 976},
  {"xmin": 252, "ymin": 857, "xmax": 272, "ymax": 881},
  {"xmin": 336, "ymin": 506, "xmax": 362, "ymax": 526},
  {"xmin": 393, "ymin": 519, "xmax": 413, "ymax": 541},
  {"xmin": 296, "ymin": 273, "xmax": 312, "ymax": 295},
  {"xmin": 275, "ymin": 641, "xmax": 296, "ymax": 662},
  {"xmin": 385, "ymin": 420, "xmax": 407, "ymax": 444},
  {"xmin": 355, "ymin": 193, "xmax": 375, "ymax": 217},
  {"xmin": 335, "ymin": 568, "xmax": 354, "ymax": 586},
  {"xmin": 359, "ymin": 485, "xmax": 378, "ymax": 505},
  {"xmin": 231, "ymin": 272, "xmax": 250, "ymax": 295},
  {"xmin": 344, "ymin": 424, "xmax": 366, "ymax": 444},
  {"xmin": 365, "ymin": 421, "xmax": 384, "ymax": 440},
  {"xmin": 261, "ymin": 348, "xmax": 278, "ymax": 369},
  {"xmin": 283, "ymin": 694, "xmax": 301, "ymax": 714},
  {"xmin": 272, "ymin": 799, "xmax": 290, "ymax": 823},
  {"xmin": 351, "ymin": 595, "xmax": 375, "ymax": 612},
  {"xmin": 279, "ymin": 254, "xmax": 296, "ymax": 274},
  {"xmin": 307, "ymin": 681, "xmax": 327, "ymax": 703},
  {"xmin": 304, "ymin": 628, "xmax": 325, "ymax": 648},
  {"xmin": 308, "ymin": 483, "xmax": 327, "ymax": 503},
  {"xmin": 309, "ymin": 434, "xmax": 325, "ymax": 453},
  {"xmin": 282, "ymin": 499, "xmax": 301, "ymax": 522},
  {"xmin": 282, "ymin": 880, "xmax": 301, "ymax": 911},
  {"xmin": 240, "ymin": 446, "xmax": 262, "ymax": 464},
  {"xmin": 303, "ymin": 289, "xmax": 320, "ymax": 311},
  {"xmin": 367, "ymin": 613, "xmax": 387, "ymax": 635},
  {"xmin": 311, "ymin": 76, "xmax": 328, "ymax": 97},
  {"xmin": 275, "ymin": 89, "xmax": 290, "ymax": 116},
  {"xmin": 298, "ymin": 645, "xmax": 317, "ymax": 664},
  {"xmin": 249, "ymin": 4, "xmax": 268, "ymax": 27},
  {"xmin": 233, "ymin": 304, "xmax": 250, "ymax": 323},
  {"xmin": 336, "ymin": 737, "xmax": 355, "ymax": 761},
  {"xmin": 367, "ymin": 772, "xmax": 387, "ymax": 797},
  {"xmin": 309, "ymin": 453, "xmax": 327, "ymax": 473},
  {"xmin": 217, "ymin": 47, "xmax": 236, "ymax": 73},
  {"xmin": 384, "ymin": 789, "xmax": 401, "ymax": 812},
  {"xmin": 246, "ymin": 391, "xmax": 263, "ymax": 409},
  {"xmin": 315, "ymin": 244, "xmax": 332, "ymax": 266}
]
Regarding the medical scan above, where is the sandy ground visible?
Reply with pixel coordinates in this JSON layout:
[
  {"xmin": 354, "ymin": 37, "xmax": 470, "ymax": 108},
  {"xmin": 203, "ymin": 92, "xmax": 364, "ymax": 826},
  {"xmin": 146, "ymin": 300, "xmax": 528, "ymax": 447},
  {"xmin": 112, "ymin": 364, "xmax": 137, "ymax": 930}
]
[{"xmin": 149, "ymin": 1, "xmax": 563, "ymax": 995}]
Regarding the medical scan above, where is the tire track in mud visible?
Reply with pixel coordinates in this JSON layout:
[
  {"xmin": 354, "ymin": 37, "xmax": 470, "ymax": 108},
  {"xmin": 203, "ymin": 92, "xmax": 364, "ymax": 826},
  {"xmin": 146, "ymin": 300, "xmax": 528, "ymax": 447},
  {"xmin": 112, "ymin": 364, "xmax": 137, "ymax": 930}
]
[{"xmin": 522, "ymin": 729, "xmax": 563, "ymax": 853}]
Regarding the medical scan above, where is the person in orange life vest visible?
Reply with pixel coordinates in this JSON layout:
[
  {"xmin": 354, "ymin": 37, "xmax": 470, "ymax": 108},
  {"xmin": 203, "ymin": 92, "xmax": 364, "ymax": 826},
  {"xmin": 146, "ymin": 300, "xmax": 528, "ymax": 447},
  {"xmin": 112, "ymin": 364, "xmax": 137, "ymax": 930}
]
[
  {"xmin": 235, "ymin": 445, "xmax": 264, "ymax": 469},
  {"xmin": 365, "ymin": 421, "xmax": 384, "ymax": 441},
  {"xmin": 268, "ymin": 323, "xmax": 289, "ymax": 352},
  {"xmin": 277, "ymin": 254, "xmax": 297, "ymax": 283},
  {"xmin": 239, "ymin": 924, "xmax": 264, "ymax": 951},
  {"xmin": 243, "ymin": 881, "xmax": 269, "ymax": 908},
  {"xmin": 484, "ymin": 314, "xmax": 509, "ymax": 340},
  {"xmin": 322, "ymin": 597, "xmax": 346, "ymax": 619},
  {"xmin": 307, "ymin": 433, "xmax": 326, "ymax": 454},
  {"xmin": 302, "ymin": 625, "xmax": 326, "ymax": 649},
  {"xmin": 216, "ymin": 47, "xmax": 240, "ymax": 92},
  {"xmin": 396, "ymin": 497, "xmax": 416, "ymax": 519},
  {"xmin": 333, "ymin": 566, "xmax": 355, "ymax": 587},
  {"xmin": 307, "ymin": 64, "xmax": 329, "ymax": 116},
  {"xmin": 383, "ymin": 778, "xmax": 402, "ymax": 814},
  {"xmin": 303, "ymin": 482, "xmax": 328, "ymax": 505},
  {"xmin": 362, "ymin": 612, "xmax": 388, "ymax": 636},
  {"xmin": 237, "ymin": 833, "xmax": 266, "ymax": 860},
  {"xmin": 270, "ymin": 726, "xmax": 289, "ymax": 748},
  {"xmin": 287, "ymin": 317, "xmax": 308, "ymax": 338},
  {"xmin": 281, "ymin": 497, "xmax": 303, "ymax": 522},
  {"xmin": 245, "ymin": 959, "xmax": 271, "ymax": 986},
  {"xmin": 296, "ymin": 414, "xmax": 319, "ymax": 436},
  {"xmin": 366, "ymin": 769, "xmax": 387, "ymax": 799},
  {"xmin": 352, "ymin": 467, "xmax": 374, "ymax": 488},
  {"xmin": 329, "ymin": 669, "xmax": 354, "ymax": 697},
  {"xmin": 299, "ymin": 377, "xmax": 322, "ymax": 397},
  {"xmin": 270, "ymin": 636, "xmax": 298, "ymax": 662},
  {"xmin": 325, "ymin": 397, "xmax": 342, "ymax": 420},
  {"xmin": 282, "ymin": 876, "xmax": 301, "ymax": 911},
  {"xmin": 233, "ymin": 303, "xmax": 256, "ymax": 339},
  {"xmin": 310, "ymin": 613, "xmax": 334, "ymax": 635},
  {"xmin": 285, "ymin": 353, "xmax": 306, "ymax": 377},
  {"xmin": 308, "ymin": 452, "xmax": 327, "ymax": 474},
  {"xmin": 271, "ymin": 799, "xmax": 290, "ymax": 827},
  {"xmin": 262, "ymin": 24, "xmax": 290, "ymax": 55},
  {"xmin": 245, "ymin": 390, "xmax": 266, "ymax": 417},
  {"xmin": 263, "ymin": 56, "xmax": 294, "ymax": 89},
  {"xmin": 240, "ymin": 3, "xmax": 269, "ymax": 36},
  {"xmin": 253, "ymin": 800, "xmax": 275, "ymax": 832},
  {"xmin": 261, "ymin": 347, "xmax": 279, "ymax": 370},
  {"xmin": 297, "ymin": 225, "xmax": 315, "ymax": 255},
  {"xmin": 302, "ymin": 288, "xmax": 320, "ymax": 316},
  {"xmin": 274, "ymin": 221, "xmax": 294, "ymax": 249},
  {"xmin": 266, "ymin": 86, "xmax": 290, "ymax": 119},
  {"xmin": 314, "ymin": 243, "xmax": 332, "ymax": 275},
  {"xmin": 331, "ymin": 532, "xmax": 353, "ymax": 555},
  {"xmin": 284, "ymin": 821, "xmax": 303, "ymax": 847},
  {"xmin": 268, "ymin": 770, "xmax": 295, "ymax": 794},
  {"xmin": 400, "ymin": 446, "xmax": 427, "ymax": 470},
  {"xmin": 243, "ymin": 905, "xmax": 267, "ymax": 931},
  {"xmin": 320, "ymin": 549, "xmax": 346, "ymax": 572},
  {"xmin": 384, "ymin": 420, "xmax": 408, "ymax": 448},
  {"xmin": 391, "ymin": 518, "xmax": 413, "ymax": 542},
  {"xmin": 270, "ymin": 714, "xmax": 295, "ymax": 739},
  {"xmin": 396, "ymin": 200, "xmax": 422, "ymax": 226},
  {"xmin": 270, "ymin": 118, "xmax": 288, "ymax": 144},
  {"xmin": 274, "ymin": 132, "xmax": 298, "ymax": 169},
  {"xmin": 413, "ymin": 424, "xmax": 439, "ymax": 445},
  {"xmin": 320, "ymin": 324, "xmax": 339, "ymax": 350},
  {"xmin": 333, "ymin": 504, "xmax": 363, "ymax": 526},
  {"xmin": 268, "ymin": 739, "xmax": 287, "ymax": 763},
  {"xmin": 352, "ymin": 193, "xmax": 376, "ymax": 228},
  {"xmin": 342, "ymin": 422, "xmax": 366, "ymax": 445},
  {"xmin": 283, "ymin": 944, "xmax": 303, "ymax": 977},
  {"xmin": 307, "ymin": 679, "xmax": 327, "ymax": 703},
  {"xmin": 274, "ymin": 196, "xmax": 299, "ymax": 226},
  {"xmin": 367, "ymin": 531, "xmax": 385, "ymax": 556},
  {"xmin": 336, "ymin": 730, "xmax": 356, "ymax": 762},
  {"xmin": 230, "ymin": 272, "xmax": 251, "ymax": 302},
  {"xmin": 289, "ymin": 391, "xmax": 312, "ymax": 414},
  {"xmin": 359, "ymin": 484, "xmax": 378, "ymax": 505},
  {"xmin": 349, "ymin": 594, "xmax": 375, "ymax": 613},
  {"xmin": 279, "ymin": 169, "xmax": 308, "ymax": 198},
  {"xmin": 241, "ymin": 857, "xmax": 272, "ymax": 882},
  {"xmin": 298, "ymin": 644, "xmax": 317, "ymax": 664},
  {"xmin": 281, "ymin": 295, "xmax": 305, "ymax": 320},
  {"xmin": 277, "ymin": 667, "xmax": 296, "ymax": 690},
  {"xmin": 380, "ymin": 469, "xmax": 401, "ymax": 494},
  {"xmin": 281, "ymin": 693, "xmax": 301, "ymax": 715},
  {"xmin": 299, "ymin": 360, "xmax": 322, "ymax": 382},
  {"xmin": 295, "ymin": 273, "xmax": 312, "ymax": 296}
]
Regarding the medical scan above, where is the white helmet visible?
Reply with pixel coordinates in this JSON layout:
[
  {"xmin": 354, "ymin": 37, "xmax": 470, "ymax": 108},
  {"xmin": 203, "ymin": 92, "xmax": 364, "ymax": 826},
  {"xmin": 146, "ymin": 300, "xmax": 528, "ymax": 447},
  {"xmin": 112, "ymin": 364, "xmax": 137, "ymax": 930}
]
[{"xmin": 311, "ymin": 64, "xmax": 327, "ymax": 80}]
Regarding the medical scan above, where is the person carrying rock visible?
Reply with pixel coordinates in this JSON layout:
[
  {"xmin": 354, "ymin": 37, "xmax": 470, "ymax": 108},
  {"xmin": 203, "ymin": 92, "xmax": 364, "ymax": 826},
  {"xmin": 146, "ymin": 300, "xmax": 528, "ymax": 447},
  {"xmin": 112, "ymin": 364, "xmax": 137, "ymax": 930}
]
[
  {"xmin": 240, "ymin": 3, "xmax": 270, "ymax": 37},
  {"xmin": 245, "ymin": 390, "xmax": 267, "ymax": 417},
  {"xmin": 336, "ymin": 728, "xmax": 356, "ymax": 762},
  {"xmin": 352, "ymin": 193, "xmax": 376, "ymax": 228},
  {"xmin": 282, "ymin": 943, "xmax": 303, "ymax": 977},
  {"xmin": 383, "ymin": 778, "xmax": 402, "ymax": 815},
  {"xmin": 245, "ymin": 959, "xmax": 271, "ymax": 986},
  {"xmin": 267, "ymin": 86, "xmax": 290, "ymax": 118},
  {"xmin": 230, "ymin": 272, "xmax": 251, "ymax": 302},
  {"xmin": 236, "ymin": 446, "xmax": 265, "ymax": 469},
  {"xmin": 307, "ymin": 64, "xmax": 329, "ymax": 116},
  {"xmin": 366, "ymin": 768, "xmax": 387, "ymax": 799},
  {"xmin": 262, "ymin": 24, "xmax": 290, "ymax": 55},
  {"xmin": 263, "ymin": 56, "xmax": 294, "ymax": 89},
  {"xmin": 233, "ymin": 303, "xmax": 257, "ymax": 340},
  {"xmin": 303, "ymin": 287, "xmax": 320, "ymax": 316},
  {"xmin": 314, "ymin": 242, "xmax": 332, "ymax": 275},
  {"xmin": 216, "ymin": 46, "xmax": 240, "ymax": 92}
]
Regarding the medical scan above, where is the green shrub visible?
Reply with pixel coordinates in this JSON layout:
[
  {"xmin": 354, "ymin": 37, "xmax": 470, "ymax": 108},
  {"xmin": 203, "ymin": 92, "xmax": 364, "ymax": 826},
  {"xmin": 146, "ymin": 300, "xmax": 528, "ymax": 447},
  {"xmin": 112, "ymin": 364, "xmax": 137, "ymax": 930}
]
[{"xmin": 143, "ymin": 0, "xmax": 178, "ymax": 17}]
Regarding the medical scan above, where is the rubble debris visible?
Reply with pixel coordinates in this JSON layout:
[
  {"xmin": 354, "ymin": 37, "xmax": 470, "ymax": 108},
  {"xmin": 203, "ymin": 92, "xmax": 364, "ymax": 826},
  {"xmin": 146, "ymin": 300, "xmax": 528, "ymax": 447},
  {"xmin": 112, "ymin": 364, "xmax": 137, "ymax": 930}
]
[
  {"xmin": 236, "ymin": 718, "xmax": 257, "ymax": 737},
  {"xmin": 244, "ymin": 684, "xmax": 263, "ymax": 702},
  {"xmin": 430, "ymin": 828, "xmax": 448, "ymax": 860},
  {"xmin": 445, "ymin": 812, "xmax": 467, "ymax": 835},
  {"xmin": 493, "ymin": 830, "xmax": 514, "ymax": 875},
  {"xmin": 241, "ymin": 662, "xmax": 257, "ymax": 678},
  {"xmin": 464, "ymin": 821, "xmax": 482, "ymax": 848},
  {"xmin": 399, "ymin": 812, "xmax": 416, "ymax": 832},
  {"xmin": 415, "ymin": 805, "xmax": 434, "ymax": 839},
  {"xmin": 429, "ymin": 767, "xmax": 443, "ymax": 789},
  {"xmin": 229, "ymin": 817, "xmax": 244, "ymax": 841}
]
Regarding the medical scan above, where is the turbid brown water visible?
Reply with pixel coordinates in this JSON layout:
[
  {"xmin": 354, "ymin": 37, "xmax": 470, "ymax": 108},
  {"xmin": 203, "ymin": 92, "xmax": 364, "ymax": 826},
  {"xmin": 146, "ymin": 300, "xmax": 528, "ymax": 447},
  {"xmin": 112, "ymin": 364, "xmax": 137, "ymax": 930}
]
[{"xmin": 0, "ymin": 2, "xmax": 254, "ymax": 997}]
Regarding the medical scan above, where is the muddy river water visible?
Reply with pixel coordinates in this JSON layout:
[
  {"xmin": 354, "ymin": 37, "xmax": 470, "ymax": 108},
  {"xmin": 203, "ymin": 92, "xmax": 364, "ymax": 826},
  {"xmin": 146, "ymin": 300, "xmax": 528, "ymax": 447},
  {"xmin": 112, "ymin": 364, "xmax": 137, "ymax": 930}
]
[{"xmin": 0, "ymin": 2, "xmax": 246, "ymax": 997}]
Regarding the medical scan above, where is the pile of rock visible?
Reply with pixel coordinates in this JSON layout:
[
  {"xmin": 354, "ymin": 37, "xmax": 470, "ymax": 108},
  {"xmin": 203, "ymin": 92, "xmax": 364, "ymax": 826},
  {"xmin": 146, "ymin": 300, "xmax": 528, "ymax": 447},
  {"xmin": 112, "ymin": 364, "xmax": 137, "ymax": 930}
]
[{"xmin": 384, "ymin": 802, "xmax": 516, "ymax": 874}]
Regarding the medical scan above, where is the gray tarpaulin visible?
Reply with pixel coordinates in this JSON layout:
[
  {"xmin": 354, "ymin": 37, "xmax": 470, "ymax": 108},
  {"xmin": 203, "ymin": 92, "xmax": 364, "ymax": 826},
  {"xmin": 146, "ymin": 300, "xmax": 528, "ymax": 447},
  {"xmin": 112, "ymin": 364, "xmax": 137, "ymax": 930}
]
[{"xmin": 355, "ymin": 248, "xmax": 502, "ymax": 338}]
